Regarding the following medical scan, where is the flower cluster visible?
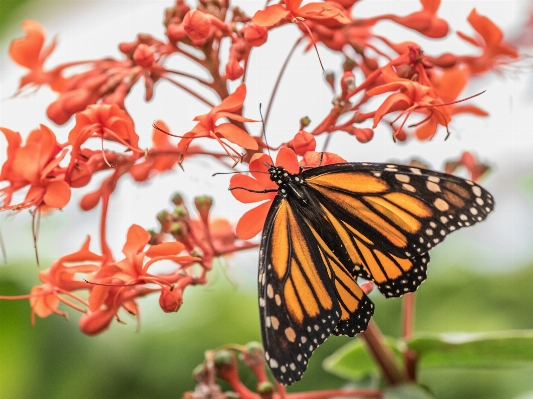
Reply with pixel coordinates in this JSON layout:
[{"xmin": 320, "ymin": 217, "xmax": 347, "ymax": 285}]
[{"xmin": 0, "ymin": 0, "xmax": 521, "ymax": 393}]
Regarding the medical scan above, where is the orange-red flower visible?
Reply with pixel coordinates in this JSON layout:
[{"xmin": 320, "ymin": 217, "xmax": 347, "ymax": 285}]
[
  {"xmin": 67, "ymin": 104, "xmax": 141, "ymax": 180},
  {"xmin": 230, "ymin": 147, "xmax": 345, "ymax": 240},
  {"xmin": 252, "ymin": 0, "xmax": 348, "ymax": 27},
  {"xmin": 9, "ymin": 20, "xmax": 65, "ymax": 93},
  {"xmin": 77, "ymin": 224, "xmax": 200, "ymax": 334},
  {"xmin": 367, "ymin": 64, "xmax": 451, "ymax": 140},
  {"xmin": 29, "ymin": 237, "xmax": 102, "ymax": 323},
  {"xmin": 178, "ymin": 84, "xmax": 258, "ymax": 163},
  {"xmin": 445, "ymin": 151, "xmax": 490, "ymax": 182},
  {"xmin": 130, "ymin": 121, "xmax": 180, "ymax": 182},
  {"xmin": 456, "ymin": 9, "xmax": 518, "ymax": 75},
  {"xmin": 0, "ymin": 125, "xmax": 71, "ymax": 211}
]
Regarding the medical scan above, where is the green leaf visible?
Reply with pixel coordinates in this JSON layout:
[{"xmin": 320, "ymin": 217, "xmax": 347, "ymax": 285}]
[
  {"xmin": 409, "ymin": 330, "xmax": 533, "ymax": 369},
  {"xmin": 322, "ymin": 336, "xmax": 402, "ymax": 381},
  {"xmin": 383, "ymin": 384, "xmax": 436, "ymax": 399}
]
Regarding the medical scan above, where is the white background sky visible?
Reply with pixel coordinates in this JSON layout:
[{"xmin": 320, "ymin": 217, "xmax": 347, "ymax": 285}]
[{"xmin": 0, "ymin": 0, "xmax": 532, "ymax": 282}]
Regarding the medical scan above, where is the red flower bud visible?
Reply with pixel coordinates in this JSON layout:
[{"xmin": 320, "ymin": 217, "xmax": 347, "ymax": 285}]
[
  {"xmin": 79, "ymin": 308, "xmax": 114, "ymax": 335},
  {"xmin": 353, "ymin": 127, "xmax": 374, "ymax": 143},
  {"xmin": 159, "ymin": 288, "xmax": 183, "ymax": 313},
  {"xmin": 80, "ymin": 189, "xmax": 101, "ymax": 211},
  {"xmin": 287, "ymin": 131, "xmax": 316, "ymax": 155},
  {"xmin": 243, "ymin": 23, "xmax": 268, "ymax": 47},
  {"xmin": 183, "ymin": 10, "xmax": 211, "ymax": 41},
  {"xmin": 340, "ymin": 71, "xmax": 356, "ymax": 94},
  {"xmin": 225, "ymin": 58, "xmax": 244, "ymax": 80},
  {"xmin": 133, "ymin": 44, "xmax": 155, "ymax": 68},
  {"xmin": 166, "ymin": 23, "xmax": 186, "ymax": 42},
  {"xmin": 46, "ymin": 99, "xmax": 71, "ymax": 125}
]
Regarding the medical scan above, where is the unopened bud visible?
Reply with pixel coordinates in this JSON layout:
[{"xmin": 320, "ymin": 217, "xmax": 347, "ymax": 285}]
[{"xmin": 183, "ymin": 10, "xmax": 211, "ymax": 41}]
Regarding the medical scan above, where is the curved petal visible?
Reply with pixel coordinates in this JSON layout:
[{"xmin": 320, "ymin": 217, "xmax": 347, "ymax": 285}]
[
  {"xmin": 252, "ymin": 5, "xmax": 290, "ymax": 27},
  {"xmin": 276, "ymin": 147, "xmax": 299, "ymax": 174},
  {"xmin": 123, "ymin": 224, "xmax": 151, "ymax": 258},
  {"xmin": 249, "ymin": 153, "xmax": 275, "ymax": 187},
  {"xmin": 236, "ymin": 201, "xmax": 272, "ymax": 240},
  {"xmin": 43, "ymin": 180, "xmax": 71, "ymax": 208},
  {"xmin": 230, "ymin": 174, "xmax": 276, "ymax": 203},
  {"xmin": 9, "ymin": 20, "xmax": 45, "ymax": 69},
  {"xmin": 372, "ymin": 93, "xmax": 411, "ymax": 128},
  {"xmin": 216, "ymin": 112, "xmax": 258, "ymax": 123},
  {"xmin": 415, "ymin": 118, "xmax": 437, "ymax": 140},
  {"xmin": 145, "ymin": 242, "xmax": 185, "ymax": 258},
  {"xmin": 215, "ymin": 123, "xmax": 258, "ymax": 150},
  {"xmin": 213, "ymin": 83, "xmax": 246, "ymax": 114}
]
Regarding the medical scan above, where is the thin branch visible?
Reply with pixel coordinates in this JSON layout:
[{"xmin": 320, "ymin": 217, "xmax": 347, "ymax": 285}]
[
  {"xmin": 162, "ymin": 76, "xmax": 216, "ymax": 108},
  {"xmin": 264, "ymin": 36, "xmax": 304, "ymax": 129}
]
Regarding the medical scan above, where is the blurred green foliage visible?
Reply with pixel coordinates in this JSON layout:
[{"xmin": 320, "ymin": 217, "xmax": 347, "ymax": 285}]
[
  {"xmin": 0, "ymin": 0, "xmax": 31, "ymax": 39},
  {"xmin": 2, "ymin": 255, "xmax": 533, "ymax": 398}
]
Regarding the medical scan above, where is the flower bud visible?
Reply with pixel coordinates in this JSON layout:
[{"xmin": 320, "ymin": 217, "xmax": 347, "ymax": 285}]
[
  {"xmin": 166, "ymin": 23, "xmax": 186, "ymax": 42},
  {"xmin": 79, "ymin": 309, "xmax": 114, "ymax": 335},
  {"xmin": 133, "ymin": 44, "xmax": 155, "ymax": 68},
  {"xmin": 80, "ymin": 189, "xmax": 101, "ymax": 211},
  {"xmin": 225, "ymin": 58, "xmax": 244, "ymax": 80},
  {"xmin": 287, "ymin": 131, "xmax": 316, "ymax": 155},
  {"xmin": 183, "ymin": 10, "xmax": 211, "ymax": 41},
  {"xmin": 243, "ymin": 23, "xmax": 268, "ymax": 47},
  {"xmin": 353, "ymin": 127, "xmax": 374, "ymax": 143},
  {"xmin": 341, "ymin": 71, "xmax": 356, "ymax": 94},
  {"xmin": 194, "ymin": 196, "xmax": 213, "ymax": 223},
  {"xmin": 159, "ymin": 288, "xmax": 183, "ymax": 312}
]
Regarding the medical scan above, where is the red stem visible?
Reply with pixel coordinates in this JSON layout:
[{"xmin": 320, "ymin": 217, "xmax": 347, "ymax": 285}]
[
  {"xmin": 360, "ymin": 320, "xmax": 405, "ymax": 385},
  {"xmin": 401, "ymin": 292, "xmax": 418, "ymax": 381}
]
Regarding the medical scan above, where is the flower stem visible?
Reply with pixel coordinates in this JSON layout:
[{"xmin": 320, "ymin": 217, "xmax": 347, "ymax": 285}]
[
  {"xmin": 401, "ymin": 292, "xmax": 418, "ymax": 381},
  {"xmin": 360, "ymin": 319, "xmax": 405, "ymax": 385}
]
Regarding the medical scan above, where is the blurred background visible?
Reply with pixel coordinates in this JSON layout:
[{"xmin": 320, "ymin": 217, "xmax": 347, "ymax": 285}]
[{"xmin": 1, "ymin": 0, "xmax": 533, "ymax": 398}]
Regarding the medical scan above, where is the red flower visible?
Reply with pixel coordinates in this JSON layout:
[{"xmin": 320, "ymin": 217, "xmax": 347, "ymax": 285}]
[
  {"xmin": 29, "ymin": 237, "xmax": 102, "ymax": 323},
  {"xmin": 178, "ymin": 84, "xmax": 258, "ymax": 162},
  {"xmin": 0, "ymin": 125, "xmax": 71, "ymax": 211},
  {"xmin": 230, "ymin": 147, "xmax": 345, "ymax": 239},
  {"xmin": 444, "ymin": 151, "xmax": 490, "ymax": 182},
  {"xmin": 252, "ymin": 0, "xmax": 348, "ymax": 27},
  {"xmin": 67, "ymin": 104, "xmax": 141, "ymax": 181},
  {"xmin": 366, "ymin": 64, "xmax": 451, "ymax": 140},
  {"xmin": 130, "ymin": 121, "xmax": 180, "ymax": 182},
  {"xmin": 9, "ymin": 20, "xmax": 65, "ymax": 93},
  {"xmin": 456, "ymin": 9, "xmax": 518, "ymax": 75}
]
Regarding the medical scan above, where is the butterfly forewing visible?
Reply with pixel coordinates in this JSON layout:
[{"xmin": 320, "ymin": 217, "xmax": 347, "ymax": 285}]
[
  {"xmin": 259, "ymin": 196, "xmax": 373, "ymax": 384},
  {"xmin": 303, "ymin": 162, "xmax": 494, "ymax": 261}
]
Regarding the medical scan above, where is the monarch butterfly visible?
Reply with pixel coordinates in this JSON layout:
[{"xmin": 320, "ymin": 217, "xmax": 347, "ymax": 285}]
[{"xmin": 232, "ymin": 158, "xmax": 494, "ymax": 385}]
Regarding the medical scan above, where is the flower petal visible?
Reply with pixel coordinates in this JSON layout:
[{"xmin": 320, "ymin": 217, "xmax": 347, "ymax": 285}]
[
  {"xmin": 230, "ymin": 174, "xmax": 276, "ymax": 203},
  {"xmin": 252, "ymin": 5, "xmax": 290, "ymax": 27},
  {"xmin": 145, "ymin": 242, "xmax": 185, "ymax": 258},
  {"xmin": 9, "ymin": 20, "xmax": 45, "ymax": 69},
  {"xmin": 122, "ymin": 224, "xmax": 151, "ymax": 258},
  {"xmin": 276, "ymin": 147, "xmax": 299, "ymax": 174},
  {"xmin": 236, "ymin": 201, "xmax": 272, "ymax": 240},
  {"xmin": 215, "ymin": 123, "xmax": 258, "ymax": 150},
  {"xmin": 43, "ymin": 180, "xmax": 71, "ymax": 208},
  {"xmin": 212, "ymin": 83, "xmax": 247, "ymax": 114}
]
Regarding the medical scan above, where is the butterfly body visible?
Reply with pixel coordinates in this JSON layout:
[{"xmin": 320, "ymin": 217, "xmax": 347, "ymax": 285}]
[{"xmin": 255, "ymin": 161, "xmax": 494, "ymax": 385}]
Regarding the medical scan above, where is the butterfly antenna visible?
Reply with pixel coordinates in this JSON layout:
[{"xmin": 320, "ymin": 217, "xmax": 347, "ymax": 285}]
[{"xmin": 259, "ymin": 103, "xmax": 272, "ymax": 160}]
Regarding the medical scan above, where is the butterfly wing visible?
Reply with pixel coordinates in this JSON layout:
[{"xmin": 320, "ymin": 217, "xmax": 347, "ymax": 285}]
[
  {"xmin": 302, "ymin": 162, "xmax": 494, "ymax": 297},
  {"xmin": 259, "ymin": 195, "xmax": 374, "ymax": 385}
]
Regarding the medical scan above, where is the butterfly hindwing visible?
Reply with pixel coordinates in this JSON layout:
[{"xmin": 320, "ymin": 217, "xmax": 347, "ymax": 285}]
[{"xmin": 259, "ymin": 196, "xmax": 373, "ymax": 384}]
